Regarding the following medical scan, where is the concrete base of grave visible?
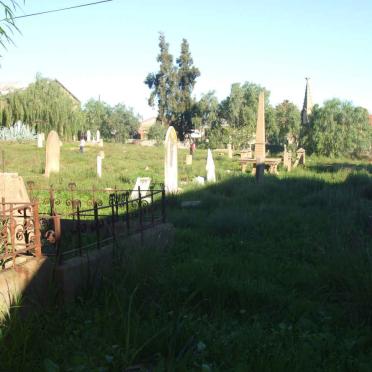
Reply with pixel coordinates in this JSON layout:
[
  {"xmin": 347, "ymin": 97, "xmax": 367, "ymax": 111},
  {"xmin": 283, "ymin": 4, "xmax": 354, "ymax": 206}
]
[{"xmin": 0, "ymin": 223, "xmax": 175, "ymax": 318}]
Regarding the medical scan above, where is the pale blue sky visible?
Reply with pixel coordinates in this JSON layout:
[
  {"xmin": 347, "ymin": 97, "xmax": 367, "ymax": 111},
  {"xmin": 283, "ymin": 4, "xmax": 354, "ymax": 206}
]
[{"xmin": 0, "ymin": 0, "xmax": 371, "ymax": 119}]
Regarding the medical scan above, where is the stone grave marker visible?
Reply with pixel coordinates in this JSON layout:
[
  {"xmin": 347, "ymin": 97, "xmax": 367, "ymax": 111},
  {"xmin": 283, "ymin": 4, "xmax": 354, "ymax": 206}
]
[
  {"xmin": 98, "ymin": 139, "xmax": 104, "ymax": 147},
  {"xmin": 37, "ymin": 133, "xmax": 43, "ymax": 148},
  {"xmin": 45, "ymin": 131, "xmax": 60, "ymax": 177},
  {"xmin": 87, "ymin": 130, "xmax": 91, "ymax": 142},
  {"xmin": 130, "ymin": 177, "xmax": 151, "ymax": 201},
  {"xmin": 185, "ymin": 154, "xmax": 192, "ymax": 165},
  {"xmin": 0, "ymin": 173, "xmax": 30, "ymax": 203},
  {"xmin": 97, "ymin": 155, "xmax": 102, "ymax": 178},
  {"xmin": 96, "ymin": 130, "xmax": 100, "ymax": 142},
  {"xmin": 283, "ymin": 145, "xmax": 292, "ymax": 171},
  {"xmin": 293, "ymin": 148, "xmax": 306, "ymax": 168},
  {"xmin": 99, "ymin": 150, "xmax": 105, "ymax": 159},
  {"xmin": 255, "ymin": 92, "xmax": 265, "ymax": 182},
  {"xmin": 206, "ymin": 149, "xmax": 216, "ymax": 182},
  {"xmin": 227, "ymin": 143, "xmax": 233, "ymax": 158},
  {"xmin": 164, "ymin": 126, "xmax": 178, "ymax": 193}
]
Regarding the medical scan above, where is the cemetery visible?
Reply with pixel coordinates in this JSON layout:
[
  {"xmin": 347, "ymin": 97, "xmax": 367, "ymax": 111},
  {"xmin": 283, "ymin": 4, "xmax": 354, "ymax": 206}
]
[{"xmin": 0, "ymin": 2, "xmax": 371, "ymax": 369}]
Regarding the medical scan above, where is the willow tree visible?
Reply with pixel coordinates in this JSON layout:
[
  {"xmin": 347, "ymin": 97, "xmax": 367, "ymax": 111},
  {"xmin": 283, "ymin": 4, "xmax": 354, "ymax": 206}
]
[{"xmin": 0, "ymin": 76, "xmax": 85, "ymax": 139}]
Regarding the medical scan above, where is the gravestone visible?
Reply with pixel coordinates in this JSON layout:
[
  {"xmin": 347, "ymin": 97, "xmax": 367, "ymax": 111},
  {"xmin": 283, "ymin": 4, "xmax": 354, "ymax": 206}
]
[
  {"xmin": 283, "ymin": 145, "xmax": 292, "ymax": 171},
  {"xmin": 97, "ymin": 155, "xmax": 102, "ymax": 178},
  {"xmin": 41, "ymin": 133, "xmax": 45, "ymax": 142},
  {"xmin": 206, "ymin": 149, "xmax": 216, "ymax": 182},
  {"xmin": 98, "ymin": 139, "xmax": 104, "ymax": 147},
  {"xmin": 255, "ymin": 92, "xmax": 265, "ymax": 182},
  {"xmin": 87, "ymin": 130, "xmax": 91, "ymax": 142},
  {"xmin": 0, "ymin": 173, "xmax": 30, "ymax": 203},
  {"xmin": 227, "ymin": 143, "xmax": 233, "ymax": 159},
  {"xmin": 37, "ymin": 133, "xmax": 43, "ymax": 148},
  {"xmin": 45, "ymin": 131, "xmax": 60, "ymax": 177},
  {"xmin": 164, "ymin": 126, "xmax": 178, "ymax": 193},
  {"xmin": 73, "ymin": 135, "xmax": 77, "ymax": 142},
  {"xmin": 185, "ymin": 154, "xmax": 192, "ymax": 165},
  {"xmin": 99, "ymin": 150, "xmax": 105, "ymax": 159},
  {"xmin": 130, "ymin": 177, "xmax": 151, "ymax": 200},
  {"xmin": 293, "ymin": 148, "xmax": 306, "ymax": 168},
  {"xmin": 96, "ymin": 130, "xmax": 100, "ymax": 142}
]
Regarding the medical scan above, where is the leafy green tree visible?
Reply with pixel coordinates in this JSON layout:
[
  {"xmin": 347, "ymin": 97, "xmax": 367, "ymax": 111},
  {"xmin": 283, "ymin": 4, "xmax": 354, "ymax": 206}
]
[
  {"xmin": 275, "ymin": 100, "xmax": 301, "ymax": 147},
  {"xmin": 145, "ymin": 34, "xmax": 200, "ymax": 140},
  {"xmin": 0, "ymin": 1, "xmax": 22, "ymax": 54},
  {"xmin": 218, "ymin": 82, "xmax": 274, "ymax": 147},
  {"xmin": 173, "ymin": 38, "xmax": 200, "ymax": 139},
  {"xmin": 0, "ymin": 75, "xmax": 84, "ymax": 138},
  {"xmin": 84, "ymin": 99, "xmax": 111, "ymax": 134},
  {"xmin": 144, "ymin": 33, "xmax": 177, "ymax": 126},
  {"xmin": 304, "ymin": 99, "xmax": 371, "ymax": 157},
  {"xmin": 193, "ymin": 91, "xmax": 221, "ymax": 131},
  {"xmin": 108, "ymin": 103, "xmax": 139, "ymax": 142},
  {"xmin": 147, "ymin": 122, "xmax": 167, "ymax": 144}
]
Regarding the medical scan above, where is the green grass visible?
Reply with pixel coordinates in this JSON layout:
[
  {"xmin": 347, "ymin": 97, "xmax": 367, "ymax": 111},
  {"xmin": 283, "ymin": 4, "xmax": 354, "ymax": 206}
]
[{"xmin": 0, "ymin": 141, "xmax": 372, "ymax": 371}]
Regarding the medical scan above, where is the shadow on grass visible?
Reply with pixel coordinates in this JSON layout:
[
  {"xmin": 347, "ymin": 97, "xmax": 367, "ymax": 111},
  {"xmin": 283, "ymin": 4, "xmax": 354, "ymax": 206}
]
[{"xmin": 1, "ymin": 168, "xmax": 372, "ymax": 370}]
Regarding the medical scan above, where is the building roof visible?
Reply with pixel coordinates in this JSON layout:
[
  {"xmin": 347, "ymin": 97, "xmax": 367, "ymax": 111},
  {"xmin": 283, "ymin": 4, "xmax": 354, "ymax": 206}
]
[
  {"xmin": 139, "ymin": 117, "xmax": 156, "ymax": 131},
  {"xmin": 54, "ymin": 79, "xmax": 81, "ymax": 104}
]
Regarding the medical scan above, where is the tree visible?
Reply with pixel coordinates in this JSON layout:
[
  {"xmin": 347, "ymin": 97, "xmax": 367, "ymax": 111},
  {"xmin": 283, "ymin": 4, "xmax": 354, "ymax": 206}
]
[
  {"xmin": 193, "ymin": 91, "xmax": 220, "ymax": 131},
  {"xmin": 304, "ymin": 99, "xmax": 371, "ymax": 157},
  {"xmin": 275, "ymin": 100, "xmax": 301, "ymax": 147},
  {"xmin": 0, "ymin": 1, "xmax": 22, "ymax": 54},
  {"xmin": 144, "ymin": 33, "xmax": 177, "ymax": 126},
  {"xmin": 145, "ymin": 34, "xmax": 200, "ymax": 140},
  {"xmin": 0, "ymin": 75, "xmax": 84, "ymax": 138},
  {"xmin": 108, "ymin": 103, "xmax": 139, "ymax": 142},
  {"xmin": 84, "ymin": 99, "xmax": 111, "ymax": 134},
  {"xmin": 173, "ymin": 38, "xmax": 200, "ymax": 139}
]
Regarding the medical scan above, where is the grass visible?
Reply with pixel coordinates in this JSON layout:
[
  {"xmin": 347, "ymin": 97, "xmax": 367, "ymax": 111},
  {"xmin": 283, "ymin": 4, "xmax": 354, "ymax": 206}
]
[{"xmin": 0, "ymin": 140, "xmax": 372, "ymax": 371}]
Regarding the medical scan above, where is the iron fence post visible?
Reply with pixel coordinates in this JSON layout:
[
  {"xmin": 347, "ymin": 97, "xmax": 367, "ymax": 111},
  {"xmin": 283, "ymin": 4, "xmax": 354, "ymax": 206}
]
[
  {"xmin": 33, "ymin": 202, "xmax": 42, "ymax": 258},
  {"xmin": 150, "ymin": 186, "xmax": 155, "ymax": 226},
  {"xmin": 94, "ymin": 201, "xmax": 100, "ymax": 249},
  {"xmin": 161, "ymin": 185, "xmax": 166, "ymax": 223},
  {"xmin": 77, "ymin": 206, "xmax": 82, "ymax": 256},
  {"xmin": 9, "ymin": 203, "xmax": 15, "ymax": 268},
  {"xmin": 125, "ymin": 191, "xmax": 130, "ymax": 233}
]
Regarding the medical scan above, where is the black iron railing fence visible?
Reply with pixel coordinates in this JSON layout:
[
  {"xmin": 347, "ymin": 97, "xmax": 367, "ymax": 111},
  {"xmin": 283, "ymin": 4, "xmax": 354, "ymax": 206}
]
[
  {"xmin": 1, "ymin": 184, "xmax": 166, "ymax": 270},
  {"xmin": 0, "ymin": 199, "xmax": 42, "ymax": 270}
]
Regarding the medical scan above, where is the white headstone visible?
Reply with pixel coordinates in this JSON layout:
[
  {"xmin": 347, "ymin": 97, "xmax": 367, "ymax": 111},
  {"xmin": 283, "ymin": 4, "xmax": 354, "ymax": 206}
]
[
  {"xmin": 97, "ymin": 155, "xmax": 102, "ymax": 178},
  {"xmin": 164, "ymin": 126, "xmax": 178, "ymax": 193},
  {"xmin": 206, "ymin": 149, "xmax": 216, "ymax": 182},
  {"xmin": 227, "ymin": 143, "xmax": 233, "ymax": 158},
  {"xmin": 87, "ymin": 130, "xmax": 91, "ymax": 142},
  {"xmin": 96, "ymin": 130, "xmax": 100, "ymax": 142},
  {"xmin": 130, "ymin": 177, "xmax": 151, "ymax": 200},
  {"xmin": 0, "ymin": 173, "xmax": 30, "ymax": 203},
  {"xmin": 98, "ymin": 139, "xmax": 103, "ymax": 147},
  {"xmin": 45, "ymin": 131, "xmax": 60, "ymax": 177},
  {"xmin": 37, "ymin": 134, "xmax": 43, "ymax": 148}
]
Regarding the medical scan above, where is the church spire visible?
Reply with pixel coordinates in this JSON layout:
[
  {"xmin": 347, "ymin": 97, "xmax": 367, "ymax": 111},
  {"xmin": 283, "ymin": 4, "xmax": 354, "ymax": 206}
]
[{"xmin": 301, "ymin": 77, "xmax": 313, "ymax": 125}]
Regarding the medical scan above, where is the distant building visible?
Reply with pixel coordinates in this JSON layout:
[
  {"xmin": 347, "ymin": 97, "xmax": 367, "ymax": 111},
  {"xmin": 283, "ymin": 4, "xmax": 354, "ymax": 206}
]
[
  {"xmin": 301, "ymin": 77, "xmax": 313, "ymax": 125},
  {"xmin": 53, "ymin": 79, "xmax": 80, "ymax": 105},
  {"xmin": 138, "ymin": 117, "xmax": 156, "ymax": 139}
]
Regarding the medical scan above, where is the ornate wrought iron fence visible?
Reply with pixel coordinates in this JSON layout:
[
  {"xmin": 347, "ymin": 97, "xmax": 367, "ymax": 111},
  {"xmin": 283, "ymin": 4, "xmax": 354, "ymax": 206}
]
[{"xmin": 0, "ymin": 199, "xmax": 42, "ymax": 270}]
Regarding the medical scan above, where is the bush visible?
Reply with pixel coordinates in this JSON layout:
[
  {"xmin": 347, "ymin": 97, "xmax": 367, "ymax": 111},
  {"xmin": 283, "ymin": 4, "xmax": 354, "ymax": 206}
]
[
  {"xmin": 147, "ymin": 123, "xmax": 167, "ymax": 144},
  {"xmin": 0, "ymin": 121, "xmax": 36, "ymax": 142}
]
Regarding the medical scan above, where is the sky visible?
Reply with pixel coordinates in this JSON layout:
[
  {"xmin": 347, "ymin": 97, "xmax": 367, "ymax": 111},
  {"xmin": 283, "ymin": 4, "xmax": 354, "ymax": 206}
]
[{"xmin": 0, "ymin": 0, "xmax": 371, "ymax": 119}]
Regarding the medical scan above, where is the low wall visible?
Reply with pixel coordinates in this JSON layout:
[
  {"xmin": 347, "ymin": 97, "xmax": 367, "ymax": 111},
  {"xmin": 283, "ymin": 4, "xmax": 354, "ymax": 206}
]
[{"xmin": 0, "ymin": 223, "xmax": 175, "ymax": 318}]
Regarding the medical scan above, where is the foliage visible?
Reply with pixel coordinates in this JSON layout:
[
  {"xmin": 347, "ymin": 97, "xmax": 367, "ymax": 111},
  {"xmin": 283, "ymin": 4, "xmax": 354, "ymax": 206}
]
[
  {"xmin": 145, "ymin": 33, "xmax": 200, "ymax": 140},
  {"xmin": 0, "ymin": 0, "xmax": 22, "ymax": 54},
  {"xmin": 147, "ymin": 122, "xmax": 167, "ymax": 144},
  {"xmin": 193, "ymin": 91, "xmax": 221, "ymax": 131},
  {"xmin": 304, "ymin": 99, "xmax": 372, "ymax": 157},
  {"xmin": 275, "ymin": 100, "xmax": 301, "ymax": 147},
  {"xmin": 0, "ymin": 142, "xmax": 371, "ymax": 370},
  {"xmin": 0, "ymin": 75, "xmax": 84, "ymax": 139},
  {"xmin": 83, "ymin": 100, "xmax": 139, "ymax": 143},
  {"xmin": 0, "ymin": 120, "xmax": 36, "ymax": 141}
]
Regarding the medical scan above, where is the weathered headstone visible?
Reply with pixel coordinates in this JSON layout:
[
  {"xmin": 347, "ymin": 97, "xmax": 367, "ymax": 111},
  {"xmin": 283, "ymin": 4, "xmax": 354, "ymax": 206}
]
[
  {"xmin": 96, "ymin": 130, "xmax": 100, "ymax": 142},
  {"xmin": 0, "ymin": 173, "xmax": 30, "ymax": 203},
  {"xmin": 45, "ymin": 131, "xmax": 60, "ymax": 177},
  {"xmin": 185, "ymin": 154, "xmax": 192, "ymax": 165},
  {"xmin": 98, "ymin": 139, "xmax": 104, "ymax": 147},
  {"xmin": 164, "ymin": 126, "xmax": 178, "ymax": 193},
  {"xmin": 283, "ymin": 149, "xmax": 292, "ymax": 171},
  {"xmin": 87, "ymin": 130, "xmax": 91, "ymax": 142},
  {"xmin": 227, "ymin": 143, "xmax": 233, "ymax": 159},
  {"xmin": 97, "ymin": 155, "xmax": 102, "ymax": 178},
  {"xmin": 255, "ymin": 92, "xmax": 265, "ymax": 182},
  {"xmin": 73, "ymin": 135, "xmax": 77, "ymax": 142},
  {"xmin": 293, "ymin": 148, "xmax": 306, "ymax": 168},
  {"xmin": 37, "ymin": 133, "xmax": 43, "ymax": 148},
  {"xmin": 206, "ymin": 149, "xmax": 216, "ymax": 182},
  {"xmin": 130, "ymin": 177, "xmax": 151, "ymax": 200}
]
